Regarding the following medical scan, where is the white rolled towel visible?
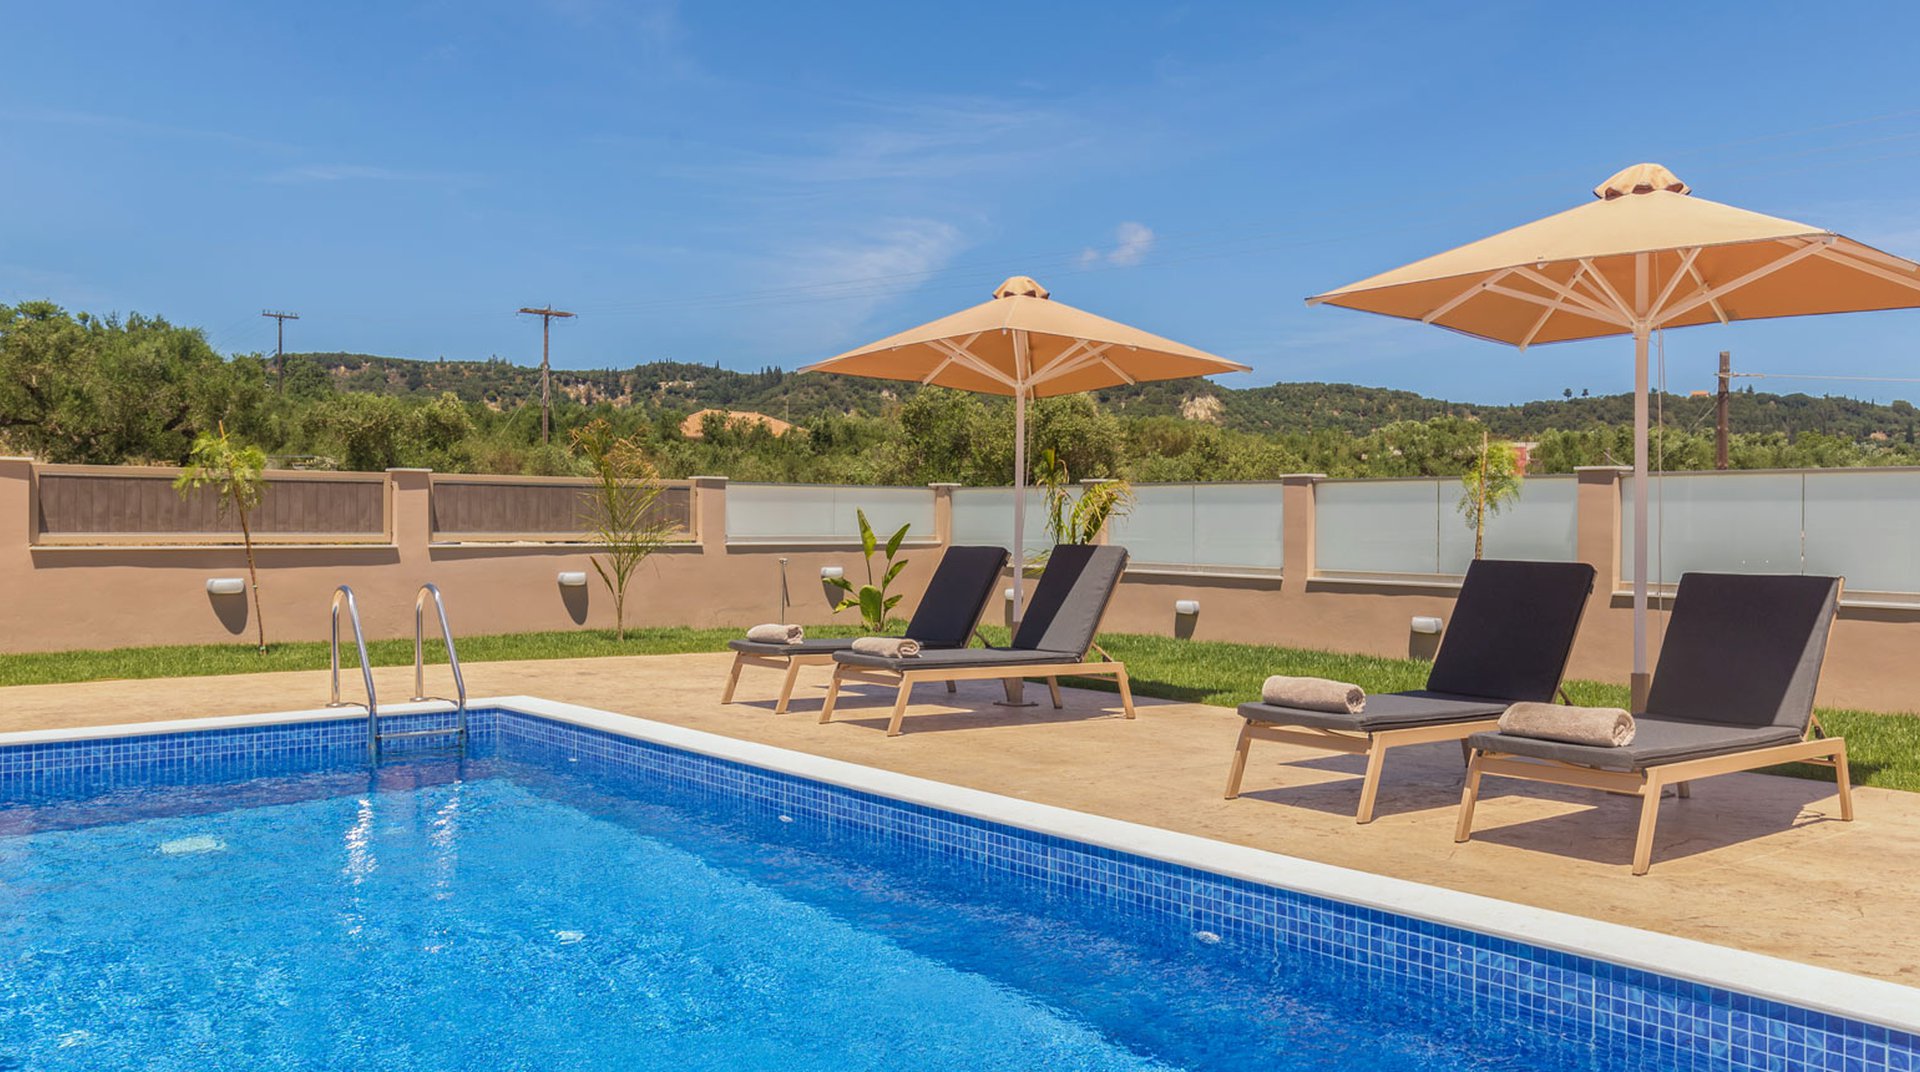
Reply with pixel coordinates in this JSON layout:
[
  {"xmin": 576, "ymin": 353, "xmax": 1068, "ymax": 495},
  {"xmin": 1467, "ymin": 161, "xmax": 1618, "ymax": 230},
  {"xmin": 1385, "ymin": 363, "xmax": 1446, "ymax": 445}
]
[
  {"xmin": 1261, "ymin": 675, "xmax": 1365, "ymax": 714},
  {"xmin": 1498, "ymin": 702, "xmax": 1636, "ymax": 747},
  {"xmin": 746, "ymin": 623, "xmax": 804, "ymax": 645},
  {"xmin": 851, "ymin": 636, "xmax": 921, "ymax": 658}
]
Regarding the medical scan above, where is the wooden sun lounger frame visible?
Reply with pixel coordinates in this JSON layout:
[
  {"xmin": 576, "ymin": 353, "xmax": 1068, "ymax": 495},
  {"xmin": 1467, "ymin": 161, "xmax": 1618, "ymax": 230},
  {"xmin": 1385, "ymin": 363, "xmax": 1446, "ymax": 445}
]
[
  {"xmin": 1224, "ymin": 711, "xmax": 1523, "ymax": 825},
  {"xmin": 1456, "ymin": 578, "xmax": 1852, "ymax": 875},
  {"xmin": 1454, "ymin": 718, "xmax": 1853, "ymax": 875},
  {"xmin": 721, "ymin": 629, "xmax": 994, "ymax": 715},
  {"xmin": 819, "ymin": 642, "xmax": 1135, "ymax": 737}
]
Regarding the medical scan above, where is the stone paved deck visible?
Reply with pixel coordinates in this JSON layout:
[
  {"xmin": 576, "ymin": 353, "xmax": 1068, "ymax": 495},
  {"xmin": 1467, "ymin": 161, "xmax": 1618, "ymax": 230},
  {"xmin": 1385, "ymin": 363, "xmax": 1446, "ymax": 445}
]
[{"xmin": 1, "ymin": 652, "xmax": 1913, "ymax": 989}]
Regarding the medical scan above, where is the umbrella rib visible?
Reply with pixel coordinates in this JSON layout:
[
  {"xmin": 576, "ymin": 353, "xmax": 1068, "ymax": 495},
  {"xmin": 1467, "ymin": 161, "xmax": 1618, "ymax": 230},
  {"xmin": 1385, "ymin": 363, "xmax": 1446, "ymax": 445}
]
[
  {"xmin": 1484, "ymin": 283, "xmax": 1628, "ymax": 326},
  {"xmin": 1658, "ymin": 238, "xmax": 1833, "ymax": 325},
  {"xmin": 1575, "ymin": 259, "xmax": 1638, "ymax": 322},
  {"xmin": 1509, "ymin": 265, "xmax": 1630, "ymax": 324},
  {"xmin": 1813, "ymin": 245, "xmax": 1920, "ymax": 294},
  {"xmin": 1095, "ymin": 355, "xmax": 1137, "ymax": 385},
  {"xmin": 1646, "ymin": 248, "xmax": 1703, "ymax": 322},
  {"xmin": 1518, "ymin": 268, "xmax": 1594, "ymax": 351},
  {"xmin": 1682, "ymin": 262, "xmax": 1731, "ymax": 324},
  {"xmin": 1028, "ymin": 342, "xmax": 1114, "ymax": 387},
  {"xmin": 1421, "ymin": 269, "xmax": 1510, "ymax": 325},
  {"xmin": 928, "ymin": 337, "xmax": 1018, "ymax": 389}
]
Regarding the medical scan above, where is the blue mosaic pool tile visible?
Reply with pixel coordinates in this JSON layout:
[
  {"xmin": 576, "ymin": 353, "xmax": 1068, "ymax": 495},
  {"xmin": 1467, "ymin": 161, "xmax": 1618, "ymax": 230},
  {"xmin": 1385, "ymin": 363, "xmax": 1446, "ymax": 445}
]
[{"xmin": 0, "ymin": 704, "xmax": 1911, "ymax": 1072}]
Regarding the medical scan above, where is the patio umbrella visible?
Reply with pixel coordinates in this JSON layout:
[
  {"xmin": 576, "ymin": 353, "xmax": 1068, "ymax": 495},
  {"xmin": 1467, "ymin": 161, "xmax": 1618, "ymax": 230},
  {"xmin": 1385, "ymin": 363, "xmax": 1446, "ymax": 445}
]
[
  {"xmin": 1308, "ymin": 162, "xmax": 1920, "ymax": 707},
  {"xmin": 803, "ymin": 275, "xmax": 1248, "ymax": 614}
]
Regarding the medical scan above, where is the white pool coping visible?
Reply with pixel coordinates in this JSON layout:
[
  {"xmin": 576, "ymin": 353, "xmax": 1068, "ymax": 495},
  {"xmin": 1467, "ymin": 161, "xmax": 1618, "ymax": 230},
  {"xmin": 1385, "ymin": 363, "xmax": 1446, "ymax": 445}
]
[{"xmin": 4, "ymin": 694, "xmax": 1916, "ymax": 1035}]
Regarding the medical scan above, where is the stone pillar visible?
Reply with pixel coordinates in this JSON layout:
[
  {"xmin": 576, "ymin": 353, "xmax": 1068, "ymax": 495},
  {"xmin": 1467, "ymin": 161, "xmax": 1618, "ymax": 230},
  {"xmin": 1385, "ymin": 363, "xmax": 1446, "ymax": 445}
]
[
  {"xmin": 690, "ymin": 476, "xmax": 729, "ymax": 555},
  {"xmin": 1279, "ymin": 474, "xmax": 1325, "ymax": 584},
  {"xmin": 0, "ymin": 457, "xmax": 33, "ymax": 549},
  {"xmin": 1574, "ymin": 466, "xmax": 1629, "ymax": 594},
  {"xmin": 386, "ymin": 468, "xmax": 433, "ymax": 557},
  {"xmin": 929, "ymin": 483, "xmax": 959, "ymax": 546}
]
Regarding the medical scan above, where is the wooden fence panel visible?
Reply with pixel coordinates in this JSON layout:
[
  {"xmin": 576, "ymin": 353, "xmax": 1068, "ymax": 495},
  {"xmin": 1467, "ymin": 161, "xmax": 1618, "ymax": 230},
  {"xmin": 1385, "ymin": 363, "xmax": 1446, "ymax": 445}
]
[
  {"xmin": 430, "ymin": 477, "xmax": 692, "ymax": 540},
  {"xmin": 35, "ymin": 467, "xmax": 387, "ymax": 542}
]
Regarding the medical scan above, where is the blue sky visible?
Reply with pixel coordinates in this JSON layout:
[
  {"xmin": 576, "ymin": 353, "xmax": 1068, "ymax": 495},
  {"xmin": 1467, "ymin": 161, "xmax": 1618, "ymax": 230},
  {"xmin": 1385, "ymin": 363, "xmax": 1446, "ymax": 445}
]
[{"xmin": 6, "ymin": 1, "xmax": 1920, "ymax": 403}]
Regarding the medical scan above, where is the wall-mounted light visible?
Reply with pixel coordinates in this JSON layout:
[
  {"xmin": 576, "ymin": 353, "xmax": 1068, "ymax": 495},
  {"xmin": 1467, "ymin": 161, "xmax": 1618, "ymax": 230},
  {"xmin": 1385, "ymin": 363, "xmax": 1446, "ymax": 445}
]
[
  {"xmin": 1410, "ymin": 615, "xmax": 1443, "ymax": 635},
  {"xmin": 557, "ymin": 571, "xmax": 588, "ymax": 588},
  {"xmin": 820, "ymin": 566, "xmax": 844, "ymax": 581},
  {"xmin": 205, "ymin": 577, "xmax": 246, "ymax": 596},
  {"xmin": 1004, "ymin": 587, "xmax": 1018, "ymax": 602},
  {"xmin": 1174, "ymin": 599, "xmax": 1201, "ymax": 616}
]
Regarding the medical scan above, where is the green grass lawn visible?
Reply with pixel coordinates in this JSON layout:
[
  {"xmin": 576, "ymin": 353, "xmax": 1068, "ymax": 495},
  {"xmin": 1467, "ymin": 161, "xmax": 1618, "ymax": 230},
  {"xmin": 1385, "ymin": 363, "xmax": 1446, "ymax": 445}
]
[{"xmin": 2, "ymin": 626, "xmax": 1912, "ymax": 792}]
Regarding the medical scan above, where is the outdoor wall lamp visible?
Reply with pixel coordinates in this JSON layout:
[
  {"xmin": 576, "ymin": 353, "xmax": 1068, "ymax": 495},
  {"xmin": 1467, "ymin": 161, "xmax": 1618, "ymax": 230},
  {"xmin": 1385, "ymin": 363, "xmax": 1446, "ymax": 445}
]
[
  {"xmin": 1174, "ymin": 599, "xmax": 1200, "ymax": 616},
  {"xmin": 557, "ymin": 571, "xmax": 588, "ymax": 587},
  {"xmin": 820, "ymin": 566, "xmax": 844, "ymax": 581},
  {"xmin": 1004, "ymin": 587, "xmax": 1017, "ymax": 602},
  {"xmin": 205, "ymin": 577, "xmax": 246, "ymax": 596},
  {"xmin": 1410, "ymin": 615, "xmax": 1443, "ymax": 635}
]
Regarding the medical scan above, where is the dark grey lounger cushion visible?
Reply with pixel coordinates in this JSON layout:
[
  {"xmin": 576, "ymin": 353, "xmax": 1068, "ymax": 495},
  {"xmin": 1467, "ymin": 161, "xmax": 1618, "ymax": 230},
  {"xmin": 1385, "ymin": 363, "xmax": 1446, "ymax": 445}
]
[
  {"xmin": 901, "ymin": 545, "xmax": 1010, "ymax": 647},
  {"xmin": 1423, "ymin": 558, "xmax": 1596, "ymax": 702},
  {"xmin": 1468, "ymin": 716, "xmax": 1805, "ymax": 772},
  {"xmin": 1010, "ymin": 544, "xmax": 1130, "ymax": 657},
  {"xmin": 1239, "ymin": 691, "xmax": 1507, "ymax": 732},
  {"xmin": 1639, "ymin": 572, "xmax": 1840, "ymax": 731},
  {"xmin": 832, "ymin": 647, "xmax": 1083, "ymax": 672},
  {"xmin": 727, "ymin": 637, "xmax": 858, "ymax": 657}
]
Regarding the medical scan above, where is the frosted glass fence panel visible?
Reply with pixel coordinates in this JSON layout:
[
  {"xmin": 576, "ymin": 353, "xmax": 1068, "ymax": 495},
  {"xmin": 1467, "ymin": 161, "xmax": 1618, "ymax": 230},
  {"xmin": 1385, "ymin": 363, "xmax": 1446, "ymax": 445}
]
[
  {"xmin": 951, "ymin": 487, "xmax": 1053, "ymax": 559},
  {"xmin": 1619, "ymin": 473, "xmax": 1802, "ymax": 581},
  {"xmin": 1436, "ymin": 475, "xmax": 1578, "ymax": 572},
  {"xmin": 726, "ymin": 484, "xmax": 935, "ymax": 544},
  {"xmin": 1105, "ymin": 483, "xmax": 1284, "ymax": 570},
  {"xmin": 1804, "ymin": 469, "xmax": 1920, "ymax": 593},
  {"xmin": 1315, "ymin": 480, "xmax": 1443, "ymax": 574}
]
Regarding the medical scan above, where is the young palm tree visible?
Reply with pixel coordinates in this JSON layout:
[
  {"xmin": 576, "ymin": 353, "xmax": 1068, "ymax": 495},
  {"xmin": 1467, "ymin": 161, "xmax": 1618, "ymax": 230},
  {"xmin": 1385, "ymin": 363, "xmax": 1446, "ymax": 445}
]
[
  {"xmin": 571, "ymin": 419, "xmax": 675, "ymax": 641},
  {"xmin": 175, "ymin": 423, "xmax": 270, "ymax": 651}
]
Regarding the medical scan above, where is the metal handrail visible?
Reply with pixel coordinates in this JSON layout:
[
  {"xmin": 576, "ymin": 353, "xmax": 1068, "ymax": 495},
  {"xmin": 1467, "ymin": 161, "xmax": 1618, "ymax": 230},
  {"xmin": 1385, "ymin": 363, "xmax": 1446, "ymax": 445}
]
[
  {"xmin": 327, "ymin": 585, "xmax": 379, "ymax": 761},
  {"xmin": 411, "ymin": 583, "xmax": 468, "ymax": 718}
]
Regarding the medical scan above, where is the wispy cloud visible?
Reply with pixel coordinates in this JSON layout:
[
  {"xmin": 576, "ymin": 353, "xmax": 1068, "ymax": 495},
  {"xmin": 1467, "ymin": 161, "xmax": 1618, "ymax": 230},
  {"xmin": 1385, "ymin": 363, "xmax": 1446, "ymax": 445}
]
[
  {"xmin": 1079, "ymin": 221, "xmax": 1157, "ymax": 267},
  {"xmin": 745, "ymin": 218, "xmax": 969, "ymax": 348},
  {"xmin": 263, "ymin": 163, "xmax": 462, "ymax": 185}
]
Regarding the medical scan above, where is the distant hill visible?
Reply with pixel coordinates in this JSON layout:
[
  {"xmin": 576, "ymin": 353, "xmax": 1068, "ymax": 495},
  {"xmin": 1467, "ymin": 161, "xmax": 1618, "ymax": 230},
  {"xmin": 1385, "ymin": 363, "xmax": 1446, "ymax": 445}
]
[{"xmin": 289, "ymin": 352, "xmax": 1920, "ymax": 444}]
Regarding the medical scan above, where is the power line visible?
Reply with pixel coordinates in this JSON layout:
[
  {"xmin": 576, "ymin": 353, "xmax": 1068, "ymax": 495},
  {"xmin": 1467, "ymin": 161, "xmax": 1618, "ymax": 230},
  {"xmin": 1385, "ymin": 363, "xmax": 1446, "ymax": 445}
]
[{"xmin": 517, "ymin": 306, "xmax": 575, "ymax": 443}]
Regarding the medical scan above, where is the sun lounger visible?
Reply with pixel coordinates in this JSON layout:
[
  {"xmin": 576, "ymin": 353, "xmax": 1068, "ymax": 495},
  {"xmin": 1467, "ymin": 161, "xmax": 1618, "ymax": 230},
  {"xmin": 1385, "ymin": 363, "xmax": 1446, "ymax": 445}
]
[
  {"xmin": 1455, "ymin": 571, "xmax": 1849, "ymax": 875},
  {"xmin": 820, "ymin": 544, "xmax": 1132, "ymax": 736},
  {"xmin": 1225, "ymin": 558, "xmax": 1597, "ymax": 823},
  {"xmin": 721, "ymin": 545, "xmax": 1008, "ymax": 713}
]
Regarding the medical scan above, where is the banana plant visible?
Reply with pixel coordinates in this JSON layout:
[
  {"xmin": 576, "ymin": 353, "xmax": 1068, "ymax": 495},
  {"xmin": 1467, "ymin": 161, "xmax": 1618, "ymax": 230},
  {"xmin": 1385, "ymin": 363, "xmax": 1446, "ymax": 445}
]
[{"xmin": 827, "ymin": 508, "xmax": 911, "ymax": 632}]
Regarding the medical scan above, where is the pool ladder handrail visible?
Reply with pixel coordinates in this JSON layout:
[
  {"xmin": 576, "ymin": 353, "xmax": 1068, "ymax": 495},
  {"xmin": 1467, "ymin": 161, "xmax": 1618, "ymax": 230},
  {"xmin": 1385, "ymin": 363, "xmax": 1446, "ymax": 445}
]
[
  {"xmin": 408, "ymin": 582, "xmax": 468, "ymax": 726},
  {"xmin": 327, "ymin": 585, "xmax": 380, "ymax": 761}
]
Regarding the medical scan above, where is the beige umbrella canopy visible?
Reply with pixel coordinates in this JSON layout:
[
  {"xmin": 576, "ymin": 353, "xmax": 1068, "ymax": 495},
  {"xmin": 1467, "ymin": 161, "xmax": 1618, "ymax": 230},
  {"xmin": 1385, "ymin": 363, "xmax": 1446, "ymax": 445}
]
[
  {"xmin": 805, "ymin": 275, "xmax": 1248, "ymax": 610},
  {"xmin": 1309, "ymin": 162, "xmax": 1920, "ymax": 705}
]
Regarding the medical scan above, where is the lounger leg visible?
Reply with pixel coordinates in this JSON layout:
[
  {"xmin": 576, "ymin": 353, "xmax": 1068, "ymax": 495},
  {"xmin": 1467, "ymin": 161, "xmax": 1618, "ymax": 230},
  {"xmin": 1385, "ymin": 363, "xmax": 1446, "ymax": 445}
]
[
  {"xmin": 721, "ymin": 653, "xmax": 745, "ymax": 704},
  {"xmin": 1632, "ymin": 772, "xmax": 1664, "ymax": 876},
  {"xmin": 1046, "ymin": 676, "xmax": 1062, "ymax": 709},
  {"xmin": 1833, "ymin": 741, "xmax": 1855, "ymax": 822},
  {"xmin": 1454, "ymin": 749, "xmax": 1485, "ymax": 843},
  {"xmin": 1115, "ymin": 666, "xmax": 1136, "ymax": 720},
  {"xmin": 886, "ymin": 678, "xmax": 915, "ymax": 737},
  {"xmin": 1675, "ymin": 780, "xmax": 1691, "ymax": 799},
  {"xmin": 1355, "ymin": 737, "xmax": 1389, "ymax": 825},
  {"xmin": 819, "ymin": 667, "xmax": 845, "ymax": 724},
  {"xmin": 945, "ymin": 679, "xmax": 956, "ymax": 693},
  {"xmin": 1224, "ymin": 722, "xmax": 1254, "ymax": 800},
  {"xmin": 774, "ymin": 660, "xmax": 804, "ymax": 715}
]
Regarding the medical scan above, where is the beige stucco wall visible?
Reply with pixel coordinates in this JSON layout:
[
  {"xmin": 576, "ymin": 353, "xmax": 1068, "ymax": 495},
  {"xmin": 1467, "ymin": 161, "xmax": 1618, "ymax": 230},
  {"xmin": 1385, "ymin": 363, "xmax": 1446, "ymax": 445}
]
[{"xmin": 3, "ymin": 458, "xmax": 1917, "ymax": 714}]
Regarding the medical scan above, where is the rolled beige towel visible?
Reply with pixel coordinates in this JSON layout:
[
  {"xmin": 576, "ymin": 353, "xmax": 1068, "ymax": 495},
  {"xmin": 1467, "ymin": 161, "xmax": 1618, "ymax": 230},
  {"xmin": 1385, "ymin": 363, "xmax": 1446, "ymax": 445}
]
[
  {"xmin": 746, "ymin": 623, "xmax": 804, "ymax": 645},
  {"xmin": 1498, "ymin": 702, "xmax": 1636, "ymax": 747},
  {"xmin": 1261, "ymin": 675, "xmax": 1365, "ymax": 714},
  {"xmin": 851, "ymin": 636, "xmax": 921, "ymax": 658}
]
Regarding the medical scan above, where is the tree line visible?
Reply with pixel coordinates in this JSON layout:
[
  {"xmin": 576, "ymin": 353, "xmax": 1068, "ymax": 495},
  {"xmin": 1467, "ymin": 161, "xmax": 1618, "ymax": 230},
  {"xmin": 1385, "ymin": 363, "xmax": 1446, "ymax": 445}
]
[{"xmin": 7, "ymin": 299, "xmax": 1920, "ymax": 483}]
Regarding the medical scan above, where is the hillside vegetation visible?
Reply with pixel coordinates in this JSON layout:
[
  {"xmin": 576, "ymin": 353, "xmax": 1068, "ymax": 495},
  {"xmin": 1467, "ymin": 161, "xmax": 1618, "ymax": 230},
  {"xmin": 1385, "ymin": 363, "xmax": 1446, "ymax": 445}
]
[{"xmin": 6, "ymin": 300, "xmax": 1919, "ymax": 483}]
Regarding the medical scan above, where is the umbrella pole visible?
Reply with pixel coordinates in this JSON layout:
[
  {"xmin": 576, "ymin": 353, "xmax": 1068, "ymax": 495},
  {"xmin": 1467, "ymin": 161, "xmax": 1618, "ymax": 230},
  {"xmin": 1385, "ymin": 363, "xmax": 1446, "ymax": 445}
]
[
  {"xmin": 1631, "ymin": 322, "xmax": 1651, "ymax": 713},
  {"xmin": 1012, "ymin": 383, "xmax": 1027, "ymax": 620}
]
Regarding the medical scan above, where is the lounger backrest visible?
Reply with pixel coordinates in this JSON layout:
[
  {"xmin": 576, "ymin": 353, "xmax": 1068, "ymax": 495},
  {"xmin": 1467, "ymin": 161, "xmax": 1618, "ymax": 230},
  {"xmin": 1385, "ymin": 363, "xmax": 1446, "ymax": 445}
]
[
  {"xmin": 902, "ymin": 545, "xmax": 1010, "ymax": 647},
  {"xmin": 1424, "ymin": 559, "xmax": 1597, "ymax": 702},
  {"xmin": 1010, "ymin": 544, "xmax": 1129, "ymax": 655},
  {"xmin": 1645, "ymin": 572, "xmax": 1840, "ymax": 730}
]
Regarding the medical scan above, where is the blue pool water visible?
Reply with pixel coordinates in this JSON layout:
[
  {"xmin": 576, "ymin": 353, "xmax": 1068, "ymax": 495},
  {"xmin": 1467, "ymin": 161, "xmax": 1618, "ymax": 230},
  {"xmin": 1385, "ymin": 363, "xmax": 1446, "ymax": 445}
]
[{"xmin": 0, "ymin": 710, "xmax": 1912, "ymax": 1070}]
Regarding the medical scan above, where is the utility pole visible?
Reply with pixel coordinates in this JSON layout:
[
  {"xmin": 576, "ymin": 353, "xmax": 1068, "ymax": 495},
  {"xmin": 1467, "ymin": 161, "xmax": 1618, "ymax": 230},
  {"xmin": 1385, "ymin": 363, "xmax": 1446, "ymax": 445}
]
[
  {"xmin": 1716, "ymin": 350, "xmax": 1731, "ymax": 470},
  {"xmin": 517, "ymin": 305, "xmax": 576, "ymax": 444},
  {"xmin": 261, "ymin": 310, "xmax": 299, "ymax": 391}
]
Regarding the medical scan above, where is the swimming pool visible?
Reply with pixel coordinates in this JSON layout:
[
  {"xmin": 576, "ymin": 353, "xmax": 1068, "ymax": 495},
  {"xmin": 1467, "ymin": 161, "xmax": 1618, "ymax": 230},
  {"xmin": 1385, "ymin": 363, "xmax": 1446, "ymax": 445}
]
[{"xmin": 2, "ymin": 700, "xmax": 1914, "ymax": 1070}]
